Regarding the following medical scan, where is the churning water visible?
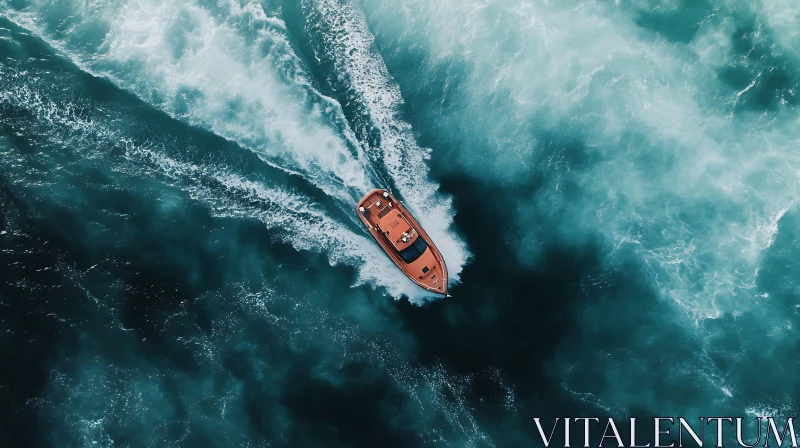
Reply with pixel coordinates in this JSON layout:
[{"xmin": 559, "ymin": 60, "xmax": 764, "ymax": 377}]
[{"xmin": 1, "ymin": 0, "xmax": 798, "ymax": 446}]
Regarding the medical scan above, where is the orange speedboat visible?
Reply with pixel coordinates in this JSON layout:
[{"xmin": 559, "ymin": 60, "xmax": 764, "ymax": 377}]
[{"xmin": 356, "ymin": 189, "xmax": 449, "ymax": 296}]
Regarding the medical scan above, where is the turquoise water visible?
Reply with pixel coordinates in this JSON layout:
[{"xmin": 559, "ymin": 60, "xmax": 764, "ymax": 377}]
[{"xmin": 1, "ymin": 0, "xmax": 798, "ymax": 446}]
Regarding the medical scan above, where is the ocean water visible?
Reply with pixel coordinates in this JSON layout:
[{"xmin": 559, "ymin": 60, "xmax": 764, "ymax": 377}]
[{"xmin": 0, "ymin": 0, "xmax": 798, "ymax": 446}]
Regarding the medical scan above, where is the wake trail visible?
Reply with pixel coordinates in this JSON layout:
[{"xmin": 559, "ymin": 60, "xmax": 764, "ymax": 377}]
[
  {"xmin": 1, "ymin": 0, "xmax": 373, "ymax": 205},
  {"xmin": 3, "ymin": 0, "xmax": 472, "ymax": 300},
  {"xmin": 0, "ymin": 60, "xmax": 437, "ymax": 302},
  {"xmin": 302, "ymin": 0, "xmax": 471, "ymax": 288}
]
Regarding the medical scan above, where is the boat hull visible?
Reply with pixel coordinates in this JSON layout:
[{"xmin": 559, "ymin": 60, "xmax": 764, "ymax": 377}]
[{"xmin": 356, "ymin": 189, "xmax": 449, "ymax": 295}]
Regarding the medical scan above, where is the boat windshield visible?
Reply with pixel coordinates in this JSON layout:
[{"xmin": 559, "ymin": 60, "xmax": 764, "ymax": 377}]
[{"xmin": 398, "ymin": 236, "xmax": 428, "ymax": 263}]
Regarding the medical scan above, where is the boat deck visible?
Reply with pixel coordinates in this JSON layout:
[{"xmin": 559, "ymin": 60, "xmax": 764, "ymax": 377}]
[{"xmin": 356, "ymin": 189, "xmax": 449, "ymax": 295}]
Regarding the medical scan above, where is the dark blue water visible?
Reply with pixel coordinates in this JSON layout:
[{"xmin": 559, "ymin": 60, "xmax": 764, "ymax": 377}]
[{"xmin": 1, "ymin": 0, "xmax": 798, "ymax": 446}]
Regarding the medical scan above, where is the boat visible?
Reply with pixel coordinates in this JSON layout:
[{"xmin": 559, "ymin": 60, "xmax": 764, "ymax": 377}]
[{"xmin": 356, "ymin": 189, "xmax": 449, "ymax": 296}]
